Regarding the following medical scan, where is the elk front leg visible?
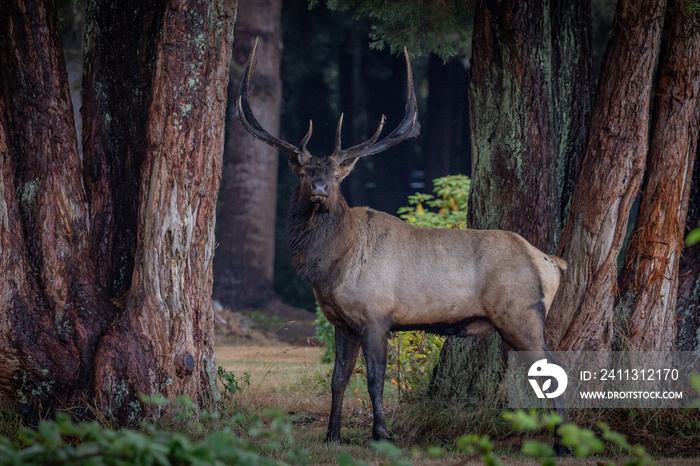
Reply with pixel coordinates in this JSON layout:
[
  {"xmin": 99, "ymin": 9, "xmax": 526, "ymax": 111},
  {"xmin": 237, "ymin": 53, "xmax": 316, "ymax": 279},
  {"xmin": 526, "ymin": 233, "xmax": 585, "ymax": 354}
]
[
  {"xmin": 325, "ymin": 326, "xmax": 361, "ymax": 443},
  {"xmin": 361, "ymin": 326, "xmax": 391, "ymax": 441}
]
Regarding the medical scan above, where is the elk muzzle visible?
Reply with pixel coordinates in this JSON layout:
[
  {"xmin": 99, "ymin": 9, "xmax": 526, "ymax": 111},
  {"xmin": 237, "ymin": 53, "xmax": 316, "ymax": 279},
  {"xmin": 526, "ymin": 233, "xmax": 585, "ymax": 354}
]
[{"xmin": 311, "ymin": 179, "xmax": 328, "ymax": 203}]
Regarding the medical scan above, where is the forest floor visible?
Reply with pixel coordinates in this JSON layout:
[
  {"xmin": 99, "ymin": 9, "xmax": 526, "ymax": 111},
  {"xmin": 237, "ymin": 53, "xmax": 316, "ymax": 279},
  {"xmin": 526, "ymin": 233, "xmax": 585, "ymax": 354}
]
[{"xmin": 214, "ymin": 311, "xmax": 700, "ymax": 465}]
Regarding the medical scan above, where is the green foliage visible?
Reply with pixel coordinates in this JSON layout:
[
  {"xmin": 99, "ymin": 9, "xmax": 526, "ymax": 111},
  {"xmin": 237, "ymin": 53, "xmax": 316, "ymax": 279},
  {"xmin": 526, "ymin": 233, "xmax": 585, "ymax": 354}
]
[
  {"xmin": 0, "ymin": 399, "xmax": 305, "ymax": 466},
  {"xmin": 314, "ymin": 304, "xmax": 336, "ymax": 363},
  {"xmin": 456, "ymin": 434, "xmax": 502, "ymax": 466},
  {"xmin": 387, "ymin": 331, "xmax": 443, "ymax": 390},
  {"xmin": 217, "ymin": 366, "xmax": 250, "ymax": 409},
  {"xmin": 397, "ymin": 175, "xmax": 470, "ymax": 228},
  {"xmin": 686, "ymin": 221, "xmax": 700, "ymax": 246},
  {"xmin": 499, "ymin": 410, "xmax": 654, "ymax": 465},
  {"xmin": 310, "ymin": 0, "xmax": 474, "ymax": 60}
]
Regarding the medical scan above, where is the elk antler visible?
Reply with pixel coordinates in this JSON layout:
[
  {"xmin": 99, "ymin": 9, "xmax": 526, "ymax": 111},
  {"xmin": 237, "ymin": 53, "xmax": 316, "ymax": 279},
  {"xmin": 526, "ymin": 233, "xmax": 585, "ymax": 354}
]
[
  {"xmin": 237, "ymin": 40, "xmax": 420, "ymax": 166},
  {"xmin": 330, "ymin": 48, "xmax": 421, "ymax": 164},
  {"xmin": 237, "ymin": 38, "xmax": 312, "ymax": 166}
]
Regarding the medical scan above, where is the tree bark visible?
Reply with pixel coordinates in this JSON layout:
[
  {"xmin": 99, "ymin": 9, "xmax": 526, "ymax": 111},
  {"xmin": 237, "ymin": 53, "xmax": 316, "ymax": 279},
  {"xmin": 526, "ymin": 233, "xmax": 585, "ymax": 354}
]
[
  {"xmin": 547, "ymin": 0, "xmax": 667, "ymax": 351},
  {"xmin": 551, "ymin": 0, "xmax": 593, "ymax": 222},
  {"xmin": 81, "ymin": 0, "xmax": 164, "ymax": 298},
  {"xmin": 618, "ymin": 4, "xmax": 700, "ymax": 351},
  {"xmin": 92, "ymin": 0, "xmax": 236, "ymax": 420},
  {"xmin": 467, "ymin": 0, "xmax": 559, "ymax": 252},
  {"xmin": 0, "ymin": 0, "xmax": 112, "ymax": 416},
  {"xmin": 213, "ymin": 0, "xmax": 282, "ymax": 310}
]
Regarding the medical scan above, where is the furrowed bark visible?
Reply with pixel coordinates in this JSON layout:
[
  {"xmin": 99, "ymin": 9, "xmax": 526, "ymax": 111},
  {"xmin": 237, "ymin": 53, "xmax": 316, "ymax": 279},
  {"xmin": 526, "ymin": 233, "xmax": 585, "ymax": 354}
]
[
  {"xmin": 618, "ymin": 4, "xmax": 700, "ymax": 351},
  {"xmin": 0, "ymin": 0, "xmax": 111, "ymax": 416},
  {"xmin": 547, "ymin": 0, "xmax": 667, "ymax": 351},
  {"xmin": 551, "ymin": 0, "xmax": 593, "ymax": 222},
  {"xmin": 467, "ymin": 0, "xmax": 559, "ymax": 253},
  {"xmin": 93, "ymin": 0, "xmax": 236, "ymax": 420},
  {"xmin": 82, "ymin": 0, "xmax": 165, "ymax": 298}
]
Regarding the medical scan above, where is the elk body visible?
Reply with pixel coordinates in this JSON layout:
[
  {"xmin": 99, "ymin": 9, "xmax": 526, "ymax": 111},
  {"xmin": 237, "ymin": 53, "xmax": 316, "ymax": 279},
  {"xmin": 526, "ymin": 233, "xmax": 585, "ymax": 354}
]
[{"xmin": 237, "ymin": 42, "xmax": 568, "ymax": 443}]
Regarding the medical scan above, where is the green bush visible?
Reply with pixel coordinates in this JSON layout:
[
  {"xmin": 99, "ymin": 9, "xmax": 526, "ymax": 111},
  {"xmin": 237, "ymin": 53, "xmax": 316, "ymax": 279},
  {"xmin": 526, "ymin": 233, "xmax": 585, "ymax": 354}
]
[
  {"xmin": 397, "ymin": 174, "xmax": 470, "ymax": 228},
  {"xmin": 0, "ymin": 396, "xmax": 307, "ymax": 466}
]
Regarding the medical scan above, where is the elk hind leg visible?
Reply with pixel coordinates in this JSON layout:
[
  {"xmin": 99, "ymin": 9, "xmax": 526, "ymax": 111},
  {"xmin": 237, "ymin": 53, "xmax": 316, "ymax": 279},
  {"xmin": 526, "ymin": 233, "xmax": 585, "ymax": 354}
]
[{"xmin": 495, "ymin": 308, "xmax": 568, "ymax": 454}]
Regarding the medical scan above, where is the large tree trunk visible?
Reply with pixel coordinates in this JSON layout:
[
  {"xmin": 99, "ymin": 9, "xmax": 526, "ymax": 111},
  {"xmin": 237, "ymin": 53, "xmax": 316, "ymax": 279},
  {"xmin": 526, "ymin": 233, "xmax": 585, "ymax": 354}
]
[
  {"xmin": 0, "ymin": 0, "xmax": 236, "ymax": 422},
  {"xmin": 547, "ymin": 0, "xmax": 667, "ymax": 351},
  {"xmin": 213, "ymin": 0, "xmax": 282, "ymax": 310},
  {"xmin": 0, "ymin": 0, "xmax": 112, "ymax": 417},
  {"xmin": 92, "ymin": 0, "xmax": 236, "ymax": 420},
  {"xmin": 81, "ymin": 0, "xmax": 162, "ymax": 298},
  {"xmin": 551, "ymin": 0, "xmax": 592, "ymax": 222},
  {"xmin": 618, "ymin": 4, "xmax": 700, "ymax": 351},
  {"xmin": 466, "ymin": 0, "xmax": 559, "ymax": 252}
]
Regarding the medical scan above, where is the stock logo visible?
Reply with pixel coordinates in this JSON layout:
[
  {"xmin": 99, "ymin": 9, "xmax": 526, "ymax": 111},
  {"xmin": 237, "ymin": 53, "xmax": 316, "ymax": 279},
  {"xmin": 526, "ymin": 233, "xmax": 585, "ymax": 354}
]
[{"xmin": 528, "ymin": 359, "xmax": 567, "ymax": 399}]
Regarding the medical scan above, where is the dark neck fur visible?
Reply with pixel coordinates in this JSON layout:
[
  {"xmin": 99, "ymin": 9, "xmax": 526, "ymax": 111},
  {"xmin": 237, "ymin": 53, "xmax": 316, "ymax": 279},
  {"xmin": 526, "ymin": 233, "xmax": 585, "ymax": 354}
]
[{"xmin": 286, "ymin": 187, "xmax": 350, "ymax": 289}]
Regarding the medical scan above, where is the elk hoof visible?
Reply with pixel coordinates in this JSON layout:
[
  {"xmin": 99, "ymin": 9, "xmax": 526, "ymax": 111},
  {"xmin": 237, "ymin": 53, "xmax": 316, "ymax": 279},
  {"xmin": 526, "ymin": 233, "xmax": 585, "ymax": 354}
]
[{"xmin": 372, "ymin": 426, "xmax": 392, "ymax": 442}]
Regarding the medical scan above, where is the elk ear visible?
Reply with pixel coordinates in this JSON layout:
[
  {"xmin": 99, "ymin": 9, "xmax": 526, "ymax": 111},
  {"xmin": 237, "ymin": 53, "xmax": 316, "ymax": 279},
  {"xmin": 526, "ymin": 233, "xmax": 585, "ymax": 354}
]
[
  {"xmin": 338, "ymin": 156, "xmax": 360, "ymax": 174},
  {"xmin": 287, "ymin": 153, "xmax": 305, "ymax": 172}
]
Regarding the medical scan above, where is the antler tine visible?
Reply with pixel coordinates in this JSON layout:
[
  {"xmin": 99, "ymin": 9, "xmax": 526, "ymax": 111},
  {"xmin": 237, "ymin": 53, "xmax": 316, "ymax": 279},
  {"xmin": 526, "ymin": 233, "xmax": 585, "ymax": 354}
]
[
  {"xmin": 237, "ymin": 38, "xmax": 309, "ymax": 164},
  {"xmin": 332, "ymin": 48, "xmax": 421, "ymax": 163},
  {"xmin": 330, "ymin": 114, "xmax": 345, "ymax": 157},
  {"xmin": 299, "ymin": 120, "xmax": 313, "ymax": 155}
]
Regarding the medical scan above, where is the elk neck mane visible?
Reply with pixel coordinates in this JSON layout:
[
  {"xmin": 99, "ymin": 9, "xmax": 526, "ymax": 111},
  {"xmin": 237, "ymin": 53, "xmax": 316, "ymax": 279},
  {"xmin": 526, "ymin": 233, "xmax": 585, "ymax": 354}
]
[{"xmin": 286, "ymin": 186, "xmax": 356, "ymax": 290}]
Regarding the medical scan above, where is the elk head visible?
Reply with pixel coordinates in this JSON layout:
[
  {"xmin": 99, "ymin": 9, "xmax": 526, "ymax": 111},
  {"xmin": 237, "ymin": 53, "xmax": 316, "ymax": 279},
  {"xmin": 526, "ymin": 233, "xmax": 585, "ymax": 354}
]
[{"xmin": 236, "ymin": 39, "xmax": 421, "ymax": 212}]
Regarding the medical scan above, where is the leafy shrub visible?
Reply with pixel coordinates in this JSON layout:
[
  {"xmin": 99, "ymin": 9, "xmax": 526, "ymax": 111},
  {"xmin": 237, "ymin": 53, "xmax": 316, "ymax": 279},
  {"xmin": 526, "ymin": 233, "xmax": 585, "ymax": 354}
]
[
  {"xmin": 386, "ymin": 331, "xmax": 444, "ymax": 391},
  {"xmin": 397, "ymin": 174, "xmax": 470, "ymax": 228},
  {"xmin": 314, "ymin": 304, "xmax": 336, "ymax": 363},
  {"xmin": 217, "ymin": 366, "xmax": 250, "ymax": 411},
  {"xmin": 0, "ymin": 396, "xmax": 307, "ymax": 466}
]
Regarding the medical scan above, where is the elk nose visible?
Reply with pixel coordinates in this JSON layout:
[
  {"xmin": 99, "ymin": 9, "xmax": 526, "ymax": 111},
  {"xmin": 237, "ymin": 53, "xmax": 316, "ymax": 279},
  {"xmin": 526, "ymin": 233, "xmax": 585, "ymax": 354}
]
[{"xmin": 312, "ymin": 180, "xmax": 328, "ymax": 195}]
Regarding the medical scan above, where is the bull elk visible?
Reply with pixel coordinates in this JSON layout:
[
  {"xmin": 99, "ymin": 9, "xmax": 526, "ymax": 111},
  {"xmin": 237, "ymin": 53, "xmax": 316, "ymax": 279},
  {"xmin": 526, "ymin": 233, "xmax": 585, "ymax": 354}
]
[{"xmin": 237, "ymin": 41, "xmax": 568, "ymax": 444}]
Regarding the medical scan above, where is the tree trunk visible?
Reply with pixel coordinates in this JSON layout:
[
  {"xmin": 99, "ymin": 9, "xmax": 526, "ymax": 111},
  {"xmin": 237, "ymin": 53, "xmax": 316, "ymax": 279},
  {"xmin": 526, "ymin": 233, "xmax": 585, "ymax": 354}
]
[
  {"xmin": 551, "ymin": 0, "xmax": 593, "ymax": 222},
  {"xmin": 213, "ymin": 0, "xmax": 282, "ymax": 310},
  {"xmin": 81, "ymin": 0, "xmax": 163, "ymax": 298},
  {"xmin": 618, "ymin": 4, "xmax": 700, "ymax": 351},
  {"xmin": 547, "ymin": 0, "xmax": 667, "ymax": 351},
  {"xmin": 467, "ymin": 0, "xmax": 560, "ymax": 250},
  {"xmin": 92, "ymin": 0, "xmax": 236, "ymax": 420},
  {"xmin": 0, "ymin": 0, "xmax": 236, "ymax": 422},
  {"xmin": 0, "ymin": 0, "xmax": 113, "ymax": 416}
]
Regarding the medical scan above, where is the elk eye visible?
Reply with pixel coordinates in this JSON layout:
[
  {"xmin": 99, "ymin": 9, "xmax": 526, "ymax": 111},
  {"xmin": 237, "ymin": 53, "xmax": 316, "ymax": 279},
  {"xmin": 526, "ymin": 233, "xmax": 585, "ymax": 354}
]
[
  {"xmin": 335, "ymin": 174, "xmax": 340, "ymax": 180},
  {"xmin": 299, "ymin": 173, "xmax": 306, "ymax": 179}
]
